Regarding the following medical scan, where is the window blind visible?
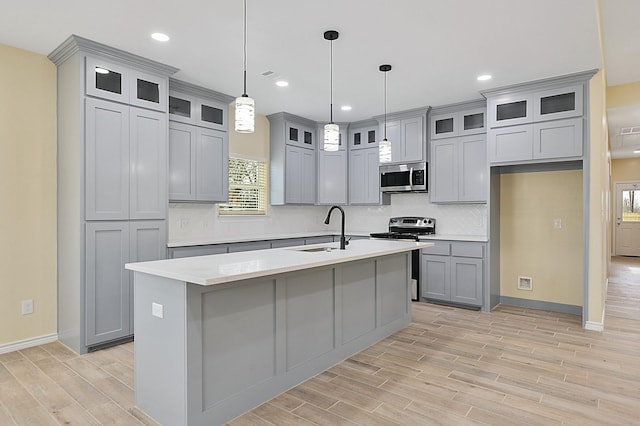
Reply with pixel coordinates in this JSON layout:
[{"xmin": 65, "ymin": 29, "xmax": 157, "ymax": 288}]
[{"xmin": 218, "ymin": 157, "xmax": 268, "ymax": 215}]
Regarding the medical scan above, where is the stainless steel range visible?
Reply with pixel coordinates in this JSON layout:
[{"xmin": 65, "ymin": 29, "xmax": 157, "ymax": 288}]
[
  {"xmin": 370, "ymin": 216, "xmax": 436, "ymax": 241},
  {"xmin": 370, "ymin": 216, "xmax": 436, "ymax": 301}
]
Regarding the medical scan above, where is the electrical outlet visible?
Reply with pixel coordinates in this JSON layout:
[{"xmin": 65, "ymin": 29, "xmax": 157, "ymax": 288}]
[
  {"xmin": 553, "ymin": 218, "xmax": 562, "ymax": 229},
  {"xmin": 180, "ymin": 219, "xmax": 190, "ymax": 229},
  {"xmin": 518, "ymin": 276, "xmax": 533, "ymax": 291},
  {"xmin": 152, "ymin": 302, "xmax": 164, "ymax": 319},
  {"xmin": 21, "ymin": 300, "xmax": 34, "ymax": 315}
]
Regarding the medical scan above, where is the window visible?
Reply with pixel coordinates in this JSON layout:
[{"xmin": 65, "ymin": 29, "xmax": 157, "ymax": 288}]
[{"xmin": 218, "ymin": 157, "xmax": 268, "ymax": 215}]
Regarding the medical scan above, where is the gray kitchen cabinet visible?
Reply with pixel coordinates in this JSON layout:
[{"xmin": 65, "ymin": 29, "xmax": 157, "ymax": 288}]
[
  {"xmin": 85, "ymin": 98, "xmax": 130, "ymax": 220},
  {"xmin": 86, "ymin": 220, "xmax": 167, "ymax": 344},
  {"xmin": 168, "ymin": 121, "xmax": 229, "ymax": 202},
  {"xmin": 227, "ymin": 241, "xmax": 271, "ymax": 253},
  {"xmin": 50, "ymin": 35, "xmax": 177, "ymax": 353},
  {"xmin": 85, "ymin": 55, "xmax": 168, "ymax": 112},
  {"xmin": 85, "ymin": 98, "xmax": 167, "ymax": 220},
  {"xmin": 533, "ymin": 117, "xmax": 583, "ymax": 160},
  {"xmin": 349, "ymin": 147, "xmax": 387, "ymax": 205},
  {"xmin": 270, "ymin": 238, "xmax": 306, "ymax": 248},
  {"xmin": 169, "ymin": 82, "xmax": 230, "ymax": 132},
  {"xmin": 269, "ymin": 112, "xmax": 318, "ymax": 205},
  {"xmin": 285, "ymin": 145, "xmax": 316, "ymax": 204},
  {"xmin": 431, "ymin": 134, "xmax": 487, "ymax": 203},
  {"xmin": 168, "ymin": 80, "xmax": 232, "ymax": 203},
  {"xmin": 85, "ymin": 222, "xmax": 130, "ymax": 346},
  {"xmin": 421, "ymin": 240, "xmax": 484, "ymax": 307},
  {"xmin": 375, "ymin": 107, "xmax": 429, "ymax": 163},
  {"xmin": 169, "ymin": 244, "xmax": 228, "ymax": 259},
  {"xmin": 317, "ymin": 149, "xmax": 348, "ymax": 205},
  {"xmin": 305, "ymin": 236, "xmax": 334, "ymax": 245},
  {"xmin": 487, "ymin": 93, "xmax": 533, "ymax": 128},
  {"xmin": 430, "ymin": 107, "xmax": 486, "ymax": 140},
  {"xmin": 487, "ymin": 124, "xmax": 534, "ymax": 164},
  {"xmin": 533, "ymin": 84, "xmax": 583, "ymax": 122},
  {"xmin": 349, "ymin": 120, "xmax": 378, "ymax": 150}
]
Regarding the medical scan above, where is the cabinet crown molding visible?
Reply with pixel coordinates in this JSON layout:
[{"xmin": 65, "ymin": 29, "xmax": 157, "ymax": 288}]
[
  {"xmin": 266, "ymin": 112, "xmax": 317, "ymax": 128},
  {"xmin": 48, "ymin": 34, "xmax": 179, "ymax": 76},
  {"xmin": 480, "ymin": 69, "xmax": 598, "ymax": 99},
  {"xmin": 430, "ymin": 99, "xmax": 486, "ymax": 116},
  {"xmin": 373, "ymin": 106, "xmax": 430, "ymax": 123},
  {"xmin": 169, "ymin": 78, "xmax": 234, "ymax": 104}
]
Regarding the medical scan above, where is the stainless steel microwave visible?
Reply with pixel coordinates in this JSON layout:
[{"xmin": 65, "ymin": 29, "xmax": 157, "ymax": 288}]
[{"xmin": 380, "ymin": 161, "xmax": 428, "ymax": 192}]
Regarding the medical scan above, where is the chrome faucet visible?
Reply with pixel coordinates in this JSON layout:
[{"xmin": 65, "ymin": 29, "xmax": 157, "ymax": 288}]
[{"xmin": 324, "ymin": 205, "xmax": 348, "ymax": 250}]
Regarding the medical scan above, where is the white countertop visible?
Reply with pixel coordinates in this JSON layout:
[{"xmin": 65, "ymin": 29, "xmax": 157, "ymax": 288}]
[
  {"xmin": 128, "ymin": 239, "xmax": 433, "ymax": 286},
  {"xmin": 168, "ymin": 232, "xmax": 487, "ymax": 247}
]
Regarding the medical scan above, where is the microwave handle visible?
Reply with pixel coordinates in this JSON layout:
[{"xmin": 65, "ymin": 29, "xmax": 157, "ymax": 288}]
[{"xmin": 409, "ymin": 168, "xmax": 413, "ymax": 187}]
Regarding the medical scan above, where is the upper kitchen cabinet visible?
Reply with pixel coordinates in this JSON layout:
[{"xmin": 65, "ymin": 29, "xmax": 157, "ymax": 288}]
[
  {"xmin": 85, "ymin": 56, "xmax": 168, "ymax": 112},
  {"xmin": 317, "ymin": 123, "xmax": 348, "ymax": 205},
  {"xmin": 349, "ymin": 147, "xmax": 389, "ymax": 205},
  {"xmin": 167, "ymin": 80, "xmax": 233, "ymax": 203},
  {"xmin": 268, "ymin": 112, "xmax": 317, "ymax": 205},
  {"xmin": 429, "ymin": 101, "xmax": 487, "ymax": 204},
  {"xmin": 49, "ymin": 35, "xmax": 178, "ymax": 353},
  {"xmin": 168, "ymin": 79, "xmax": 230, "ymax": 131},
  {"xmin": 375, "ymin": 107, "xmax": 429, "ymax": 164},
  {"xmin": 349, "ymin": 119, "xmax": 379, "ymax": 150},
  {"xmin": 430, "ymin": 103, "xmax": 486, "ymax": 140},
  {"xmin": 482, "ymin": 70, "xmax": 595, "ymax": 166}
]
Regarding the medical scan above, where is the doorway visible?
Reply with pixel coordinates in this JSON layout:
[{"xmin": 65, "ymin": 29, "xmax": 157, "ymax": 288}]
[{"xmin": 614, "ymin": 181, "xmax": 640, "ymax": 256}]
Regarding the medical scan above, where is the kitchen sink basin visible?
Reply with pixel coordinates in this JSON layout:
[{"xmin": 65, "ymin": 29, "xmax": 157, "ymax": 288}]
[{"xmin": 289, "ymin": 246, "xmax": 337, "ymax": 253}]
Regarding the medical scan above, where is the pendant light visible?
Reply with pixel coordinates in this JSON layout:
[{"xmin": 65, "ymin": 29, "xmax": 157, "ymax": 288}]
[
  {"xmin": 378, "ymin": 64, "xmax": 392, "ymax": 163},
  {"xmin": 235, "ymin": 0, "xmax": 255, "ymax": 133},
  {"xmin": 323, "ymin": 30, "xmax": 340, "ymax": 151}
]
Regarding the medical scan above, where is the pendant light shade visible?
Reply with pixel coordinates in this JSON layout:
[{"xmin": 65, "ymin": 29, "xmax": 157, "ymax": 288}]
[
  {"xmin": 235, "ymin": 0, "xmax": 255, "ymax": 133},
  {"xmin": 323, "ymin": 30, "xmax": 340, "ymax": 151},
  {"xmin": 379, "ymin": 64, "xmax": 392, "ymax": 163}
]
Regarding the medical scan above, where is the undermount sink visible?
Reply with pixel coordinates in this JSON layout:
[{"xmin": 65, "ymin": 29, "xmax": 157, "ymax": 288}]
[{"xmin": 289, "ymin": 246, "xmax": 337, "ymax": 253}]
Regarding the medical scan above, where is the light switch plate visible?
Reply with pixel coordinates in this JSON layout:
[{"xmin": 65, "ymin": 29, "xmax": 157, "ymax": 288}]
[
  {"xmin": 553, "ymin": 218, "xmax": 562, "ymax": 229},
  {"xmin": 152, "ymin": 302, "xmax": 164, "ymax": 319}
]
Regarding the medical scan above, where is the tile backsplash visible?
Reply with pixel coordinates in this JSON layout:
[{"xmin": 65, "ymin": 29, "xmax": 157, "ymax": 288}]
[{"xmin": 168, "ymin": 193, "xmax": 487, "ymax": 244}]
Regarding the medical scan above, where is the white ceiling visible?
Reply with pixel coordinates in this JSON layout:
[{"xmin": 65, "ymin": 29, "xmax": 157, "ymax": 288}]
[{"xmin": 1, "ymin": 1, "xmax": 637, "ymax": 156}]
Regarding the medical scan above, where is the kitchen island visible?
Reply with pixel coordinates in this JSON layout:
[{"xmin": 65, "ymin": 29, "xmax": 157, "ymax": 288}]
[{"xmin": 125, "ymin": 239, "xmax": 432, "ymax": 426}]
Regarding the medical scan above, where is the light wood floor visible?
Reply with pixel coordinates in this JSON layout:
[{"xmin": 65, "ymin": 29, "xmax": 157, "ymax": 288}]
[{"xmin": 1, "ymin": 257, "xmax": 639, "ymax": 425}]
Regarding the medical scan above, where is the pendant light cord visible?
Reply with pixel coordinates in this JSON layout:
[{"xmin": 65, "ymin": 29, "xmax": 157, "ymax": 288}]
[
  {"xmin": 384, "ymin": 70, "xmax": 387, "ymax": 140},
  {"xmin": 330, "ymin": 38, "xmax": 333, "ymax": 124},
  {"xmin": 242, "ymin": 0, "xmax": 248, "ymax": 97}
]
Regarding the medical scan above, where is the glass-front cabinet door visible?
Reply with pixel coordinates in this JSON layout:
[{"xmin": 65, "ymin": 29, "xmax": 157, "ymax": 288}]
[
  {"xmin": 488, "ymin": 94, "xmax": 533, "ymax": 128},
  {"xmin": 130, "ymin": 70, "xmax": 167, "ymax": 112},
  {"xmin": 196, "ymin": 98, "xmax": 227, "ymax": 131},
  {"xmin": 533, "ymin": 84, "xmax": 583, "ymax": 122},
  {"xmin": 169, "ymin": 91, "xmax": 196, "ymax": 124},
  {"xmin": 459, "ymin": 108, "xmax": 486, "ymax": 136},
  {"xmin": 430, "ymin": 113, "xmax": 457, "ymax": 140},
  {"xmin": 86, "ymin": 56, "xmax": 130, "ymax": 104}
]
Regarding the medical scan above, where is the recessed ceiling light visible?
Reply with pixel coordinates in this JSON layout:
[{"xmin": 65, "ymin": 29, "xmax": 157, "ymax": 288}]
[
  {"xmin": 275, "ymin": 80, "xmax": 289, "ymax": 87},
  {"xmin": 151, "ymin": 33, "xmax": 170, "ymax": 42},
  {"xmin": 477, "ymin": 74, "xmax": 492, "ymax": 81},
  {"xmin": 341, "ymin": 105, "xmax": 352, "ymax": 111}
]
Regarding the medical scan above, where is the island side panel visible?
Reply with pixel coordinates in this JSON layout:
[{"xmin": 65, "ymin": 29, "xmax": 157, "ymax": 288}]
[
  {"xmin": 378, "ymin": 253, "xmax": 411, "ymax": 326},
  {"xmin": 134, "ymin": 272, "xmax": 187, "ymax": 426},
  {"xmin": 340, "ymin": 259, "xmax": 377, "ymax": 344}
]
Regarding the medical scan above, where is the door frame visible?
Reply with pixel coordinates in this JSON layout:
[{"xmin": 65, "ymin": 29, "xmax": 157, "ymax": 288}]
[{"xmin": 612, "ymin": 180, "xmax": 640, "ymax": 256}]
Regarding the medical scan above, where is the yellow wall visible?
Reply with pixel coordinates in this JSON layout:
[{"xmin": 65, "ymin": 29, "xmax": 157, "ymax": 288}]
[
  {"xmin": 607, "ymin": 81, "xmax": 640, "ymax": 108},
  {"xmin": 0, "ymin": 44, "xmax": 57, "ymax": 345},
  {"xmin": 500, "ymin": 170, "xmax": 583, "ymax": 306},
  {"xmin": 228, "ymin": 106, "xmax": 270, "ymax": 160},
  {"xmin": 611, "ymin": 158, "xmax": 640, "ymax": 182}
]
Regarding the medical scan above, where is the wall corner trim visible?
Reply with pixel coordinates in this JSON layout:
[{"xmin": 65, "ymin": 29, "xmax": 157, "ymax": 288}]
[{"xmin": 0, "ymin": 333, "xmax": 58, "ymax": 355}]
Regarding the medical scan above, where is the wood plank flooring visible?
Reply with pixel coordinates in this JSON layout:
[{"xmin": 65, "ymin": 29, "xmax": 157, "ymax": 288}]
[{"xmin": 1, "ymin": 256, "xmax": 638, "ymax": 425}]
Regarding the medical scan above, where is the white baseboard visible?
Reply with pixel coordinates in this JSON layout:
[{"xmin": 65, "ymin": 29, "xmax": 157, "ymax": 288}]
[
  {"xmin": 584, "ymin": 321, "xmax": 604, "ymax": 331},
  {"xmin": 0, "ymin": 333, "xmax": 58, "ymax": 355}
]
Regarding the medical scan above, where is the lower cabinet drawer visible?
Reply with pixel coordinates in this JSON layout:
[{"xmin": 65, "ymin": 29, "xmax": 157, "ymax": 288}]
[
  {"xmin": 421, "ymin": 241, "xmax": 451, "ymax": 256},
  {"xmin": 451, "ymin": 242, "xmax": 483, "ymax": 258}
]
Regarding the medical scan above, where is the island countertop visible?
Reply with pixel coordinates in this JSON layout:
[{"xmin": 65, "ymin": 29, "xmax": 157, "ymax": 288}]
[{"xmin": 126, "ymin": 239, "xmax": 432, "ymax": 286}]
